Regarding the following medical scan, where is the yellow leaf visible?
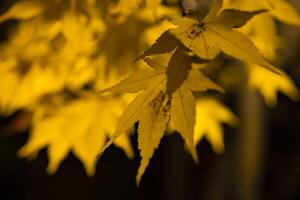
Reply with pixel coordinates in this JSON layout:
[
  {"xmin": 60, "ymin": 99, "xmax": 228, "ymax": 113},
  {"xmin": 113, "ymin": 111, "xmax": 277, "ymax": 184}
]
[
  {"xmin": 206, "ymin": 24, "xmax": 280, "ymax": 74},
  {"xmin": 101, "ymin": 77, "xmax": 166, "ymax": 152},
  {"xmin": 100, "ymin": 54, "xmax": 223, "ymax": 184},
  {"xmin": 194, "ymin": 98, "xmax": 239, "ymax": 154},
  {"xmin": 19, "ymin": 97, "xmax": 134, "ymax": 176},
  {"xmin": 238, "ymin": 13, "xmax": 278, "ymax": 59},
  {"xmin": 136, "ymin": 98, "xmax": 169, "ymax": 185},
  {"xmin": 101, "ymin": 79, "xmax": 167, "ymax": 184},
  {"xmin": 167, "ymin": 8, "xmax": 280, "ymax": 74},
  {"xmin": 264, "ymin": 0, "xmax": 300, "ymax": 26},
  {"xmin": 171, "ymin": 85, "xmax": 198, "ymax": 162},
  {"xmin": 248, "ymin": 64, "xmax": 300, "ymax": 107},
  {"xmin": 0, "ymin": 64, "xmax": 65, "ymax": 114}
]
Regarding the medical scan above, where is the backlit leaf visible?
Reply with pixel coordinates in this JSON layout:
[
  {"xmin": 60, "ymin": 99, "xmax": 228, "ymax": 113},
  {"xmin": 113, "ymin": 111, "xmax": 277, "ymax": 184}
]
[
  {"xmin": 194, "ymin": 97, "xmax": 239, "ymax": 154},
  {"xmin": 171, "ymin": 86, "xmax": 198, "ymax": 162},
  {"xmin": 137, "ymin": 100, "xmax": 169, "ymax": 185}
]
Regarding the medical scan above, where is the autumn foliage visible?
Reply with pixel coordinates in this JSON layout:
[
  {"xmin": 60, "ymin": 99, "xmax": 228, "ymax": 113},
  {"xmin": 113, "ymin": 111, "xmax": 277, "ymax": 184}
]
[{"xmin": 0, "ymin": 0, "xmax": 299, "ymax": 186}]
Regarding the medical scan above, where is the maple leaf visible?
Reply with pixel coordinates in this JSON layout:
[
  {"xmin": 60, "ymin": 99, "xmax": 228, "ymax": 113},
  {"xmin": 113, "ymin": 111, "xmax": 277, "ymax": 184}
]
[
  {"xmin": 247, "ymin": 64, "xmax": 300, "ymax": 107},
  {"xmin": 99, "ymin": 54, "xmax": 223, "ymax": 185},
  {"xmin": 136, "ymin": 91, "xmax": 170, "ymax": 184},
  {"xmin": 238, "ymin": 12, "xmax": 278, "ymax": 60},
  {"xmin": 264, "ymin": 0, "xmax": 300, "ymax": 26},
  {"xmin": 194, "ymin": 97, "xmax": 239, "ymax": 154},
  {"xmin": 139, "ymin": 0, "xmax": 281, "ymax": 74},
  {"xmin": 222, "ymin": 1, "xmax": 300, "ymax": 106},
  {"xmin": 19, "ymin": 96, "xmax": 134, "ymax": 176},
  {"xmin": 0, "ymin": 63, "xmax": 66, "ymax": 114}
]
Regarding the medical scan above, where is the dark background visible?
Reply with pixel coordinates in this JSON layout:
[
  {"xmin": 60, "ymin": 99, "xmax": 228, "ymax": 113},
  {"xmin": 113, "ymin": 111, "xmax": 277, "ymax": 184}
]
[{"xmin": 0, "ymin": 97, "xmax": 300, "ymax": 200}]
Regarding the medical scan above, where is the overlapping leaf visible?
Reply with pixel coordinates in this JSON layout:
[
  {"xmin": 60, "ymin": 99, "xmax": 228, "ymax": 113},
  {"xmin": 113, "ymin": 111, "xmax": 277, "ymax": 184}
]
[
  {"xmin": 139, "ymin": 0, "xmax": 280, "ymax": 75},
  {"xmin": 99, "ymin": 54, "xmax": 223, "ymax": 184}
]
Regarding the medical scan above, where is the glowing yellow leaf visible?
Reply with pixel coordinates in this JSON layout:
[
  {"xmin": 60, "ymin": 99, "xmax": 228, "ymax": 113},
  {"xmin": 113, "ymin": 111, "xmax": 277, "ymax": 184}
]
[
  {"xmin": 139, "ymin": 1, "xmax": 280, "ymax": 74},
  {"xmin": 137, "ymin": 98, "xmax": 169, "ymax": 185},
  {"xmin": 194, "ymin": 98, "xmax": 239, "ymax": 154},
  {"xmin": 0, "ymin": 64, "xmax": 65, "ymax": 114},
  {"xmin": 206, "ymin": 24, "xmax": 279, "ymax": 73},
  {"xmin": 101, "ymin": 76, "xmax": 166, "ymax": 151},
  {"xmin": 248, "ymin": 65, "xmax": 300, "ymax": 107},
  {"xmin": 102, "ymin": 80, "xmax": 166, "ymax": 184},
  {"xmin": 19, "ymin": 97, "xmax": 133, "ymax": 176},
  {"xmin": 263, "ymin": 0, "xmax": 300, "ymax": 26},
  {"xmin": 171, "ymin": 85, "xmax": 198, "ymax": 162},
  {"xmin": 100, "ymin": 54, "xmax": 223, "ymax": 184},
  {"xmin": 238, "ymin": 13, "xmax": 278, "ymax": 59},
  {"xmin": 167, "ymin": 8, "xmax": 280, "ymax": 74}
]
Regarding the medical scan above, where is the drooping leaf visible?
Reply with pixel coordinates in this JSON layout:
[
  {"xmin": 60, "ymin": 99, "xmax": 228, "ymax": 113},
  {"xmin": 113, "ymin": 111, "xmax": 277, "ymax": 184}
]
[
  {"xmin": 101, "ymin": 77, "xmax": 165, "ymax": 153},
  {"xmin": 137, "ymin": 98, "xmax": 169, "ymax": 185},
  {"xmin": 99, "ymin": 54, "xmax": 223, "ymax": 184},
  {"xmin": 247, "ymin": 64, "xmax": 300, "ymax": 107},
  {"xmin": 194, "ymin": 97, "xmax": 239, "ymax": 154},
  {"xmin": 171, "ymin": 85, "xmax": 198, "ymax": 162},
  {"xmin": 19, "ymin": 97, "xmax": 134, "ymax": 176}
]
